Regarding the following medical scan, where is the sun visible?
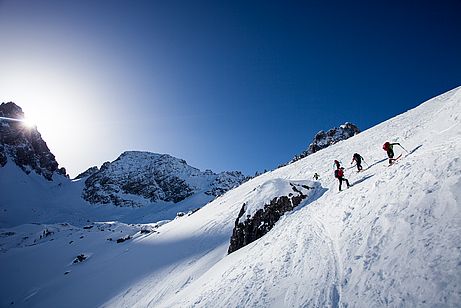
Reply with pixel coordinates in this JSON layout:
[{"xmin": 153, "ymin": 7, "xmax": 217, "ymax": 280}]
[{"xmin": 21, "ymin": 117, "xmax": 36, "ymax": 129}]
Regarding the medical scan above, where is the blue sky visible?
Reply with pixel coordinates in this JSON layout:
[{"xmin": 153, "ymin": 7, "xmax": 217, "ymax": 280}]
[{"xmin": 0, "ymin": 0, "xmax": 460, "ymax": 177}]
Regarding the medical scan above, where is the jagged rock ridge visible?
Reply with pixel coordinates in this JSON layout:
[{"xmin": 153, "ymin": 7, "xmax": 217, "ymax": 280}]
[
  {"xmin": 75, "ymin": 166, "xmax": 99, "ymax": 180},
  {"xmin": 0, "ymin": 102, "xmax": 66, "ymax": 180},
  {"xmin": 82, "ymin": 151, "xmax": 248, "ymax": 207},
  {"xmin": 290, "ymin": 122, "xmax": 360, "ymax": 164}
]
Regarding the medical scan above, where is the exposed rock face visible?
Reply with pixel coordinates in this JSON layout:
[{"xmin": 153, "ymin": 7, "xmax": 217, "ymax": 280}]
[
  {"xmin": 205, "ymin": 171, "xmax": 247, "ymax": 197},
  {"xmin": 228, "ymin": 181, "xmax": 315, "ymax": 254},
  {"xmin": 74, "ymin": 166, "xmax": 99, "ymax": 180},
  {"xmin": 0, "ymin": 145, "xmax": 6, "ymax": 167},
  {"xmin": 82, "ymin": 151, "xmax": 248, "ymax": 207},
  {"xmin": 0, "ymin": 102, "xmax": 67, "ymax": 180},
  {"xmin": 290, "ymin": 122, "xmax": 360, "ymax": 164}
]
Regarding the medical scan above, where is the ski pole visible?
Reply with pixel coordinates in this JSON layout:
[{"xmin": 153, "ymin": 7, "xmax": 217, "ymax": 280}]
[{"xmin": 399, "ymin": 144, "xmax": 409, "ymax": 153}]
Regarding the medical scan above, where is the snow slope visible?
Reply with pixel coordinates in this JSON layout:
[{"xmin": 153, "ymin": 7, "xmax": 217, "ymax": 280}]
[
  {"xmin": 1, "ymin": 87, "xmax": 460, "ymax": 307},
  {"xmin": 162, "ymin": 87, "xmax": 460, "ymax": 308},
  {"xmin": 0, "ymin": 151, "xmax": 245, "ymax": 228},
  {"xmin": 0, "ymin": 161, "xmax": 213, "ymax": 228}
]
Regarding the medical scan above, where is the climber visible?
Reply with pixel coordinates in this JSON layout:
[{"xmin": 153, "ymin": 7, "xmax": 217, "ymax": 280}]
[
  {"xmin": 313, "ymin": 172, "xmax": 320, "ymax": 180},
  {"xmin": 334, "ymin": 165, "xmax": 350, "ymax": 191},
  {"xmin": 383, "ymin": 141, "xmax": 407, "ymax": 165},
  {"xmin": 333, "ymin": 160, "xmax": 341, "ymax": 169},
  {"xmin": 351, "ymin": 153, "xmax": 364, "ymax": 171}
]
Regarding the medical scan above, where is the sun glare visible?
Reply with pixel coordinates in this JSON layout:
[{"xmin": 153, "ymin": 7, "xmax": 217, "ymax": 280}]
[{"xmin": 22, "ymin": 118, "xmax": 36, "ymax": 129}]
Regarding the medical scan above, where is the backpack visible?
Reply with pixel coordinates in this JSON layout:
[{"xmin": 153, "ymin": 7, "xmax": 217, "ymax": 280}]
[
  {"xmin": 383, "ymin": 142, "xmax": 390, "ymax": 151},
  {"xmin": 334, "ymin": 168, "xmax": 343, "ymax": 178}
]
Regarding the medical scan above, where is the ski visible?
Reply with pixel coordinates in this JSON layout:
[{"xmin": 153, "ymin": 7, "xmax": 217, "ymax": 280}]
[{"xmin": 388, "ymin": 154, "xmax": 402, "ymax": 166}]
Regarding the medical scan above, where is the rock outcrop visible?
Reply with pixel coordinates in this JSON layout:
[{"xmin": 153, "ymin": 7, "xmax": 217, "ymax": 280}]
[
  {"xmin": 289, "ymin": 122, "xmax": 360, "ymax": 164},
  {"xmin": 74, "ymin": 166, "xmax": 99, "ymax": 180},
  {"xmin": 205, "ymin": 171, "xmax": 247, "ymax": 197},
  {"xmin": 0, "ymin": 102, "xmax": 66, "ymax": 180},
  {"xmin": 228, "ymin": 180, "xmax": 318, "ymax": 254},
  {"xmin": 82, "ymin": 151, "xmax": 248, "ymax": 207}
]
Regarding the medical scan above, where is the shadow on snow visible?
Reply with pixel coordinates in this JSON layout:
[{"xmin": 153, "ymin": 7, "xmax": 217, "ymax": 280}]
[
  {"xmin": 367, "ymin": 158, "xmax": 388, "ymax": 169},
  {"xmin": 351, "ymin": 174, "xmax": 375, "ymax": 186},
  {"xmin": 294, "ymin": 185, "xmax": 328, "ymax": 212},
  {"xmin": 407, "ymin": 144, "xmax": 423, "ymax": 156}
]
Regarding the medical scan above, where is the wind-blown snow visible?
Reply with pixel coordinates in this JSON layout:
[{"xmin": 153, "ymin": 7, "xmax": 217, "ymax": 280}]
[{"xmin": 1, "ymin": 87, "xmax": 460, "ymax": 307}]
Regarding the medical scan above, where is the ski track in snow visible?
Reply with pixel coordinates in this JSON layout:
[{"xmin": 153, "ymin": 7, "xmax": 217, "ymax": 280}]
[{"xmin": 1, "ymin": 86, "xmax": 461, "ymax": 307}]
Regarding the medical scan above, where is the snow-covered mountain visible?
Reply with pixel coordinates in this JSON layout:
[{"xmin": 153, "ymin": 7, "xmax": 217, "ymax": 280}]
[
  {"xmin": 1, "ymin": 87, "xmax": 460, "ymax": 307},
  {"xmin": 0, "ymin": 105, "xmax": 247, "ymax": 226},
  {"xmin": 0, "ymin": 102, "xmax": 67, "ymax": 180},
  {"xmin": 82, "ymin": 151, "xmax": 247, "ymax": 207}
]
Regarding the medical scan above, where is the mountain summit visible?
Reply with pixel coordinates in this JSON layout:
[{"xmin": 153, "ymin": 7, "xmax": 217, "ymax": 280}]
[
  {"xmin": 290, "ymin": 122, "xmax": 360, "ymax": 164},
  {"xmin": 82, "ymin": 151, "xmax": 247, "ymax": 207},
  {"xmin": 0, "ymin": 102, "xmax": 66, "ymax": 180}
]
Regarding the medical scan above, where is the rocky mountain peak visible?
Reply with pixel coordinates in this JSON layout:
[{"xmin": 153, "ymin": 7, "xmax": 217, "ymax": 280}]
[
  {"xmin": 0, "ymin": 102, "xmax": 67, "ymax": 180},
  {"xmin": 0, "ymin": 102, "xmax": 24, "ymax": 119},
  {"xmin": 82, "ymin": 151, "xmax": 248, "ymax": 207},
  {"xmin": 289, "ymin": 122, "xmax": 360, "ymax": 164}
]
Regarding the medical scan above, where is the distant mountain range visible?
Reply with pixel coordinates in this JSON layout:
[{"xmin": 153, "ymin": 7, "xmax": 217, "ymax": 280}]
[
  {"xmin": 0, "ymin": 102, "xmax": 247, "ymax": 209},
  {"xmin": 1, "ymin": 101, "xmax": 358, "ymax": 211}
]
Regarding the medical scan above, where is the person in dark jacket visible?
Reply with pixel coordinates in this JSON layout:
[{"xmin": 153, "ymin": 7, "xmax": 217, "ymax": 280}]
[
  {"xmin": 351, "ymin": 153, "xmax": 364, "ymax": 171},
  {"xmin": 383, "ymin": 142, "xmax": 404, "ymax": 164}
]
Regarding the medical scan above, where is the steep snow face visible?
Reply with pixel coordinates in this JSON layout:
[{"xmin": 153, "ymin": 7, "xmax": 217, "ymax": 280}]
[
  {"xmin": 0, "ymin": 102, "xmax": 67, "ymax": 180},
  {"xmin": 0, "ymin": 87, "xmax": 460, "ymax": 308},
  {"xmin": 290, "ymin": 122, "xmax": 360, "ymax": 164},
  {"xmin": 161, "ymin": 87, "xmax": 461, "ymax": 308},
  {"xmin": 82, "ymin": 151, "xmax": 247, "ymax": 207}
]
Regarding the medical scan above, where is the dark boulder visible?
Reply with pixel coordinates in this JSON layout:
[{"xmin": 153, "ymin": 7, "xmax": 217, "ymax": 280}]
[{"xmin": 228, "ymin": 183, "xmax": 311, "ymax": 254}]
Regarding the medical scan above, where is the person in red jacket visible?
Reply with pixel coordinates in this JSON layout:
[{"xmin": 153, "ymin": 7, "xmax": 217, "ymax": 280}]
[
  {"xmin": 383, "ymin": 142, "xmax": 406, "ymax": 165},
  {"xmin": 334, "ymin": 162, "xmax": 350, "ymax": 191}
]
